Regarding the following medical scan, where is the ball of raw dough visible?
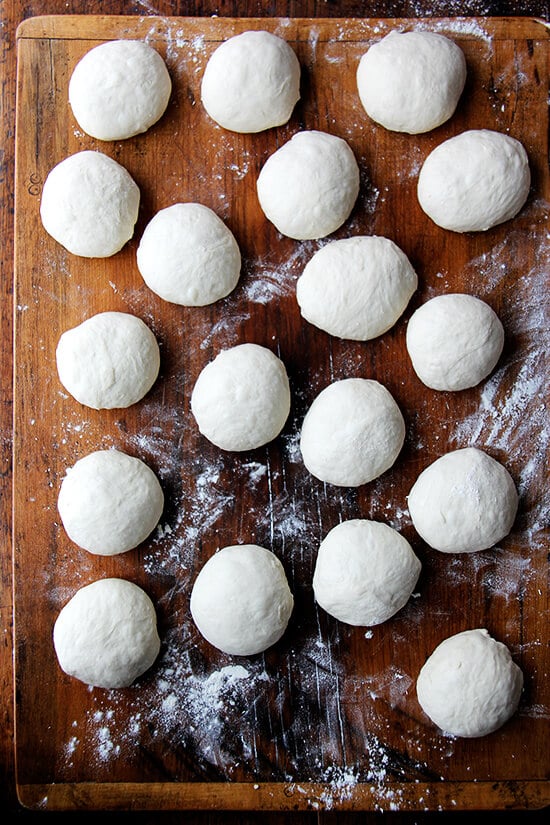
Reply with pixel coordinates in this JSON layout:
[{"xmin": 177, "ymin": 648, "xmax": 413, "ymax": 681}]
[
  {"xmin": 69, "ymin": 39, "xmax": 172, "ymax": 141},
  {"xmin": 53, "ymin": 578, "xmax": 161, "ymax": 688},
  {"xmin": 191, "ymin": 343, "xmax": 291, "ymax": 451},
  {"xmin": 356, "ymin": 30, "xmax": 466, "ymax": 134},
  {"xmin": 257, "ymin": 130, "xmax": 360, "ymax": 240},
  {"xmin": 300, "ymin": 378, "xmax": 405, "ymax": 487},
  {"xmin": 57, "ymin": 450, "xmax": 164, "ymax": 556},
  {"xmin": 416, "ymin": 628, "xmax": 523, "ymax": 737},
  {"xmin": 56, "ymin": 311, "xmax": 160, "ymax": 410},
  {"xmin": 407, "ymin": 447, "xmax": 518, "ymax": 553},
  {"xmin": 417, "ymin": 129, "xmax": 530, "ymax": 232},
  {"xmin": 296, "ymin": 236, "xmax": 418, "ymax": 341},
  {"xmin": 136, "ymin": 203, "xmax": 241, "ymax": 306},
  {"xmin": 406, "ymin": 293, "xmax": 505, "ymax": 391},
  {"xmin": 201, "ymin": 30, "xmax": 300, "ymax": 133},
  {"xmin": 313, "ymin": 519, "xmax": 421, "ymax": 626},
  {"xmin": 190, "ymin": 544, "xmax": 294, "ymax": 655},
  {"xmin": 40, "ymin": 150, "xmax": 140, "ymax": 257}
]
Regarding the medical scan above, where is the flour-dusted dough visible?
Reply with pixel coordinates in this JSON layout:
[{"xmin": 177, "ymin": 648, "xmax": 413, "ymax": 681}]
[
  {"xmin": 356, "ymin": 30, "xmax": 466, "ymax": 134},
  {"xmin": 191, "ymin": 343, "xmax": 291, "ymax": 451},
  {"xmin": 296, "ymin": 236, "xmax": 418, "ymax": 341},
  {"xmin": 313, "ymin": 519, "xmax": 421, "ymax": 626},
  {"xmin": 416, "ymin": 628, "xmax": 523, "ymax": 737},
  {"xmin": 136, "ymin": 202, "xmax": 241, "ymax": 306},
  {"xmin": 69, "ymin": 39, "xmax": 172, "ymax": 141},
  {"xmin": 407, "ymin": 447, "xmax": 518, "ymax": 553},
  {"xmin": 201, "ymin": 30, "xmax": 300, "ymax": 133},
  {"xmin": 190, "ymin": 544, "xmax": 294, "ymax": 655},
  {"xmin": 53, "ymin": 578, "xmax": 161, "ymax": 688},
  {"xmin": 300, "ymin": 378, "xmax": 405, "ymax": 487},
  {"xmin": 417, "ymin": 129, "xmax": 530, "ymax": 232},
  {"xmin": 406, "ymin": 293, "xmax": 505, "ymax": 391},
  {"xmin": 40, "ymin": 150, "xmax": 140, "ymax": 257},
  {"xmin": 57, "ymin": 450, "xmax": 164, "ymax": 556},
  {"xmin": 256, "ymin": 130, "xmax": 360, "ymax": 240},
  {"xmin": 56, "ymin": 311, "xmax": 160, "ymax": 410}
]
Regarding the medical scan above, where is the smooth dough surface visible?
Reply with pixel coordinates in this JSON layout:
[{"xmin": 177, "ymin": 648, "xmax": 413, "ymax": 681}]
[
  {"xmin": 136, "ymin": 203, "xmax": 241, "ymax": 306},
  {"xmin": 406, "ymin": 293, "xmax": 505, "ymax": 391},
  {"xmin": 190, "ymin": 544, "xmax": 294, "ymax": 655},
  {"xmin": 201, "ymin": 30, "xmax": 300, "ymax": 133},
  {"xmin": 256, "ymin": 130, "xmax": 360, "ymax": 240},
  {"xmin": 69, "ymin": 39, "xmax": 172, "ymax": 141},
  {"xmin": 407, "ymin": 447, "xmax": 518, "ymax": 553},
  {"xmin": 191, "ymin": 343, "xmax": 291, "ymax": 451},
  {"xmin": 417, "ymin": 129, "xmax": 530, "ymax": 232},
  {"xmin": 57, "ymin": 450, "xmax": 164, "ymax": 556},
  {"xmin": 53, "ymin": 578, "xmax": 161, "ymax": 688},
  {"xmin": 313, "ymin": 519, "xmax": 421, "ymax": 626},
  {"xmin": 300, "ymin": 378, "xmax": 405, "ymax": 487},
  {"xmin": 56, "ymin": 311, "xmax": 160, "ymax": 410},
  {"xmin": 296, "ymin": 236, "xmax": 418, "ymax": 341},
  {"xmin": 416, "ymin": 628, "xmax": 523, "ymax": 737},
  {"xmin": 356, "ymin": 30, "xmax": 466, "ymax": 134},
  {"xmin": 40, "ymin": 150, "xmax": 140, "ymax": 257}
]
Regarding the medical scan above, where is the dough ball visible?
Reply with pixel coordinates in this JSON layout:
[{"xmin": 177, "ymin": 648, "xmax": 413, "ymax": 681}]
[
  {"xmin": 313, "ymin": 519, "xmax": 421, "ymax": 626},
  {"xmin": 40, "ymin": 150, "xmax": 140, "ymax": 257},
  {"xmin": 57, "ymin": 450, "xmax": 164, "ymax": 556},
  {"xmin": 136, "ymin": 203, "xmax": 241, "ymax": 306},
  {"xmin": 53, "ymin": 578, "xmax": 161, "ymax": 688},
  {"xmin": 407, "ymin": 447, "xmax": 518, "ymax": 553},
  {"xmin": 201, "ymin": 30, "xmax": 300, "ymax": 133},
  {"xmin": 417, "ymin": 129, "xmax": 530, "ymax": 232},
  {"xmin": 69, "ymin": 39, "xmax": 172, "ymax": 141},
  {"xmin": 406, "ymin": 294, "xmax": 504, "ymax": 391},
  {"xmin": 257, "ymin": 130, "xmax": 360, "ymax": 240},
  {"xmin": 416, "ymin": 628, "xmax": 523, "ymax": 737},
  {"xmin": 356, "ymin": 30, "xmax": 466, "ymax": 134},
  {"xmin": 296, "ymin": 236, "xmax": 418, "ymax": 341},
  {"xmin": 56, "ymin": 311, "xmax": 160, "ymax": 410},
  {"xmin": 191, "ymin": 343, "xmax": 291, "ymax": 451},
  {"xmin": 300, "ymin": 378, "xmax": 405, "ymax": 487},
  {"xmin": 190, "ymin": 544, "xmax": 294, "ymax": 655}
]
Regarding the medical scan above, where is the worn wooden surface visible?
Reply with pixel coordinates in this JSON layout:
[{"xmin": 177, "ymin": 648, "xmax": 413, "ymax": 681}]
[{"xmin": 3, "ymin": 1, "xmax": 550, "ymax": 823}]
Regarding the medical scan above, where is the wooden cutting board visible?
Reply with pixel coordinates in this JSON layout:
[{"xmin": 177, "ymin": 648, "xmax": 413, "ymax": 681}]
[{"xmin": 13, "ymin": 15, "xmax": 550, "ymax": 811}]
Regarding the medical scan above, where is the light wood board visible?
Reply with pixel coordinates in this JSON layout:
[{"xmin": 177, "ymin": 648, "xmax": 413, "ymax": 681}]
[{"xmin": 13, "ymin": 15, "xmax": 550, "ymax": 811}]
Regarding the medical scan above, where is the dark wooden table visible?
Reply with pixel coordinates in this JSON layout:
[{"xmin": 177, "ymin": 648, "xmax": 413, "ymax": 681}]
[{"xmin": 2, "ymin": 1, "xmax": 549, "ymax": 822}]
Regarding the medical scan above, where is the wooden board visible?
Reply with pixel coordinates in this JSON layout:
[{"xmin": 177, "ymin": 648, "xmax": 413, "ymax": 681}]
[{"xmin": 13, "ymin": 14, "xmax": 550, "ymax": 811}]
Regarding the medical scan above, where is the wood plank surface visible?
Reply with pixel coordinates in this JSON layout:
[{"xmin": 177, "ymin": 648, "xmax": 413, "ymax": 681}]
[{"xmin": 11, "ymin": 11, "xmax": 550, "ymax": 814}]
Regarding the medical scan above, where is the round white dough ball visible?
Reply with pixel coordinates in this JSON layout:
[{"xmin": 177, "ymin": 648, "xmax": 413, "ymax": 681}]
[
  {"xmin": 57, "ymin": 450, "xmax": 164, "ymax": 556},
  {"xmin": 406, "ymin": 293, "xmax": 504, "ymax": 391},
  {"xmin": 300, "ymin": 378, "xmax": 405, "ymax": 487},
  {"xmin": 69, "ymin": 39, "xmax": 172, "ymax": 141},
  {"xmin": 357, "ymin": 30, "xmax": 466, "ymax": 134},
  {"xmin": 417, "ymin": 129, "xmax": 530, "ymax": 232},
  {"xmin": 136, "ymin": 203, "xmax": 241, "ymax": 306},
  {"xmin": 416, "ymin": 628, "xmax": 523, "ymax": 737},
  {"xmin": 257, "ymin": 130, "xmax": 360, "ymax": 240},
  {"xmin": 313, "ymin": 519, "xmax": 421, "ymax": 626},
  {"xmin": 53, "ymin": 578, "xmax": 161, "ymax": 688},
  {"xmin": 190, "ymin": 544, "xmax": 294, "ymax": 655},
  {"xmin": 201, "ymin": 30, "xmax": 300, "ymax": 133},
  {"xmin": 56, "ymin": 311, "xmax": 160, "ymax": 410},
  {"xmin": 296, "ymin": 236, "xmax": 418, "ymax": 341},
  {"xmin": 407, "ymin": 447, "xmax": 518, "ymax": 553},
  {"xmin": 191, "ymin": 343, "xmax": 291, "ymax": 451},
  {"xmin": 40, "ymin": 150, "xmax": 140, "ymax": 257}
]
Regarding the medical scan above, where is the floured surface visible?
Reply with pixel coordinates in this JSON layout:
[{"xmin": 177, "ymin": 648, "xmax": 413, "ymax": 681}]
[{"xmin": 13, "ymin": 16, "xmax": 549, "ymax": 810}]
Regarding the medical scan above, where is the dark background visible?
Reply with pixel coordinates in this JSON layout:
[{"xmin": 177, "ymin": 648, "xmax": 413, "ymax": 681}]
[{"xmin": 2, "ymin": 1, "xmax": 548, "ymax": 822}]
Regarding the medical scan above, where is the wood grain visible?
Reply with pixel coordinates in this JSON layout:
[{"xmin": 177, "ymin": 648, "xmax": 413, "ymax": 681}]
[{"xmin": 11, "ymin": 12, "xmax": 550, "ymax": 814}]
